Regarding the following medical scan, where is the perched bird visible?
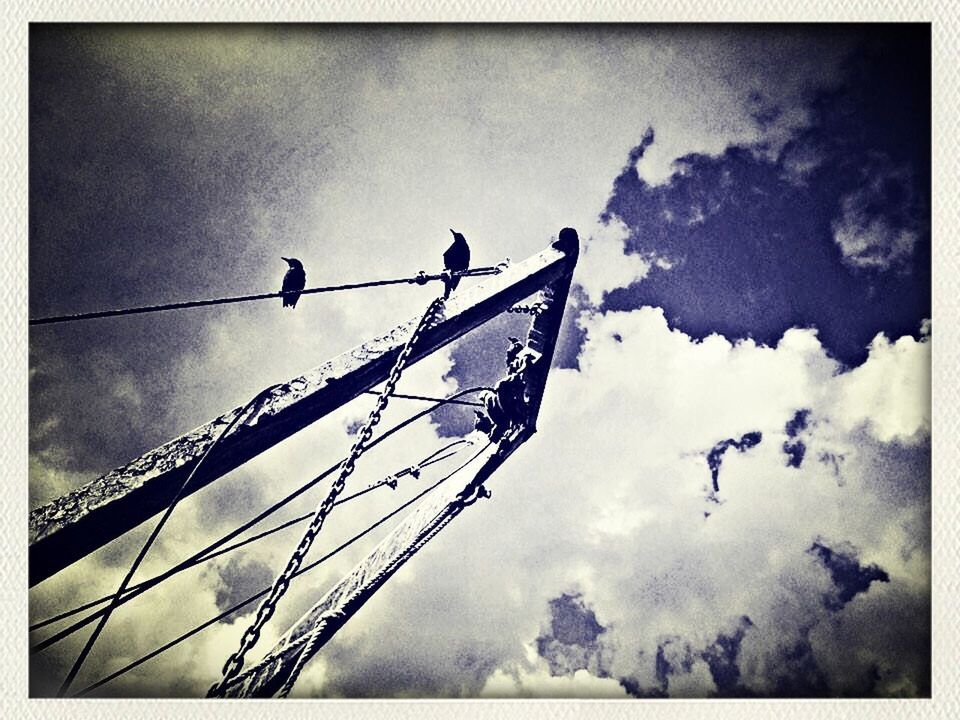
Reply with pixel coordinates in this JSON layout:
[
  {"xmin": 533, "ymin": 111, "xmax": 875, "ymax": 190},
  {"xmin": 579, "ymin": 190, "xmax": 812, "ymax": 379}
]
[
  {"xmin": 442, "ymin": 229, "xmax": 471, "ymax": 299},
  {"xmin": 280, "ymin": 257, "xmax": 306, "ymax": 309}
]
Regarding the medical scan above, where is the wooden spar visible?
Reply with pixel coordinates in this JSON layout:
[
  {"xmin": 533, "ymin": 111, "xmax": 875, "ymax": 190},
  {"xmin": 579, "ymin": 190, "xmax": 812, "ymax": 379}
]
[
  {"xmin": 29, "ymin": 235, "xmax": 579, "ymax": 587},
  {"xmin": 218, "ymin": 231, "xmax": 578, "ymax": 697}
]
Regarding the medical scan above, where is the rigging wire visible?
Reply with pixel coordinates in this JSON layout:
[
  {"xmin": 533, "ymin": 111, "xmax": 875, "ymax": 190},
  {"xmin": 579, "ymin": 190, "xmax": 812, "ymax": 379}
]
[
  {"xmin": 29, "ymin": 266, "xmax": 504, "ymax": 326},
  {"xmin": 30, "ymin": 442, "xmax": 466, "ymax": 634},
  {"xmin": 73, "ymin": 441, "xmax": 490, "ymax": 698},
  {"xmin": 276, "ymin": 437, "xmax": 493, "ymax": 699},
  {"xmin": 207, "ymin": 295, "xmax": 446, "ymax": 697},
  {"xmin": 54, "ymin": 382, "xmax": 281, "ymax": 697},
  {"xmin": 362, "ymin": 390, "xmax": 482, "ymax": 407},
  {"xmin": 30, "ymin": 387, "xmax": 488, "ymax": 647}
]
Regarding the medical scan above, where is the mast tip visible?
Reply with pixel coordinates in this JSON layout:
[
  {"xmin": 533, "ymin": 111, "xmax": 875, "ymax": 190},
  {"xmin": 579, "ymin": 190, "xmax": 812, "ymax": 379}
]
[{"xmin": 553, "ymin": 228, "xmax": 579, "ymax": 255}]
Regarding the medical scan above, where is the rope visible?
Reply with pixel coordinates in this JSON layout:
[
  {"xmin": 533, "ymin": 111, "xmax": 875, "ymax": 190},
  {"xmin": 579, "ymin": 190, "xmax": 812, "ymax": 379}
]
[
  {"xmin": 277, "ymin": 621, "xmax": 325, "ymax": 698},
  {"xmin": 74, "ymin": 442, "xmax": 483, "ymax": 698},
  {"xmin": 30, "ymin": 389, "xmax": 486, "ymax": 648},
  {"xmin": 55, "ymin": 382, "xmax": 280, "ymax": 697},
  {"xmin": 207, "ymin": 296, "xmax": 446, "ymax": 698},
  {"xmin": 29, "ymin": 266, "xmax": 503, "ymax": 326}
]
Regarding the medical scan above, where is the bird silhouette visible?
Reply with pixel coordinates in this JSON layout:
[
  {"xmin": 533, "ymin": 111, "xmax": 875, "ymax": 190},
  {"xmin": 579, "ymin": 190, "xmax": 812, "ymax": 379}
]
[
  {"xmin": 442, "ymin": 229, "xmax": 471, "ymax": 299},
  {"xmin": 280, "ymin": 257, "xmax": 306, "ymax": 309}
]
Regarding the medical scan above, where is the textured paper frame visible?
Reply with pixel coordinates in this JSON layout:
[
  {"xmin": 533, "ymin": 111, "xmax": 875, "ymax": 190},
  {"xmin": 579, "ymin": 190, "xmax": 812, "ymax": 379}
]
[{"xmin": 4, "ymin": 2, "xmax": 956, "ymax": 718}]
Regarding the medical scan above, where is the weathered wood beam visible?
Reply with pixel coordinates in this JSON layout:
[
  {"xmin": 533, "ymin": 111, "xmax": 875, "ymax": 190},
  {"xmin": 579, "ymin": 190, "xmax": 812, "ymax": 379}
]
[
  {"xmin": 522, "ymin": 237, "xmax": 577, "ymax": 432},
  {"xmin": 29, "ymin": 237, "xmax": 579, "ymax": 586}
]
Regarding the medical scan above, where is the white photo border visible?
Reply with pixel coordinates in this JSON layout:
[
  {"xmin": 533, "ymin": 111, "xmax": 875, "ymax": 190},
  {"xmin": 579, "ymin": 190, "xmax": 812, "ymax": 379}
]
[{"xmin": 5, "ymin": 3, "xmax": 955, "ymax": 718}]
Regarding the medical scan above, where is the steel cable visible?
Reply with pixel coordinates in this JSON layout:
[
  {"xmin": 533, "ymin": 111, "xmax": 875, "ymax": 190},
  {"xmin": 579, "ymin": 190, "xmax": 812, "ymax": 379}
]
[
  {"xmin": 207, "ymin": 297, "xmax": 445, "ymax": 697},
  {"xmin": 74, "ymin": 442, "xmax": 488, "ymax": 697},
  {"xmin": 29, "ymin": 266, "xmax": 503, "ymax": 326},
  {"xmin": 30, "ymin": 388, "xmax": 487, "ymax": 645},
  {"xmin": 54, "ymin": 382, "xmax": 283, "ymax": 697}
]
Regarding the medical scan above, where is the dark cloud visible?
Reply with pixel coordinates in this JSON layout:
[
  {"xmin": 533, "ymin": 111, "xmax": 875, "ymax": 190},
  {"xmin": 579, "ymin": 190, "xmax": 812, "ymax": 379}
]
[
  {"xmin": 544, "ymin": 593, "xmax": 605, "ymax": 646},
  {"xmin": 861, "ymin": 435, "xmax": 931, "ymax": 507},
  {"xmin": 28, "ymin": 25, "xmax": 335, "ymax": 478},
  {"xmin": 213, "ymin": 554, "xmax": 275, "ymax": 612},
  {"xmin": 701, "ymin": 615, "xmax": 754, "ymax": 696},
  {"xmin": 321, "ymin": 634, "xmax": 501, "ymax": 698},
  {"xmin": 598, "ymin": 27, "xmax": 930, "ymax": 367},
  {"xmin": 655, "ymin": 638, "xmax": 695, "ymax": 688},
  {"xmin": 627, "ymin": 126, "xmax": 655, "ymax": 165},
  {"xmin": 783, "ymin": 408, "xmax": 811, "ymax": 468},
  {"xmin": 748, "ymin": 92, "xmax": 783, "ymax": 131},
  {"xmin": 784, "ymin": 408, "xmax": 810, "ymax": 437},
  {"xmin": 28, "ymin": 25, "xmax": 930, "ymax": 701},
  {"xmin": 706, "ymin": 430, "xmax": 762, "ymax": 492},
  {"xmin": 535, "ymin": 593, "xmax": 608, "ymax": 677},
  {"xmin": 808, "ymin": 539, "xmax": 890, "ymax": 611},
  {"xmin": 618, "ymin": 674, "xmax": 667, "ymax": 698},
  {"xmin": 771, "ymin": 633, "xmax": 830, "ymax": 697}
]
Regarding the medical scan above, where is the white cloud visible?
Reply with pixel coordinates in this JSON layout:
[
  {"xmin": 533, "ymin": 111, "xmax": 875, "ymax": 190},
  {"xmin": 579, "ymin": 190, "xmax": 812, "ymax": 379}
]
[
  {"xmin": 480, "ymin": 665, "xmax": 629, "ymax": 698},
  {"xmin": 831, "ymin": 159, "xmax": 920, "ymax": 272},
  {"xmin": 780, "ymin": 140, "xmax": 827, "ymax": 185},
  {"xmin": 30, "ymin": 303, "xmax": 930, "ymax": 698},
  {"xmin": 254, "ymin": 308, "xmax": 927, "ymax": 699},
  {"xmin": 577, "ymin": 218, "xmax": 653, "ymax": 305},
  {"xmin": 834, "ymin": 217, "xmax": 918, "ymax": 271},
  {"xmin": 832, "ymin": 328, "xmax": 931, "ymax": 443}
]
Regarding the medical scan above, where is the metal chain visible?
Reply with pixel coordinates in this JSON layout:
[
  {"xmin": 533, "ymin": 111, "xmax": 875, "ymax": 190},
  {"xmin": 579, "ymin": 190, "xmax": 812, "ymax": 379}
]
[
  {"xmin": 275, "ymin": 442, "xmax": 492, "ymax": 699},
  {"xmin": 207, "ymin": 297, "xmax": 446, "ymax": 698},
  {"xmin": 215, "ymin": 438, "xmax": 488, "ymax": 698},
  {"xmin": 507, "ymin": 301, "xmax": 548, "ymax": 317}
]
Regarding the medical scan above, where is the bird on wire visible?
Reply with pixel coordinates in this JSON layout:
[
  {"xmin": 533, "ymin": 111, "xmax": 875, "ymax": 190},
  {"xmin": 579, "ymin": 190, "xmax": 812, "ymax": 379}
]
[
  {"xmin": 281, "ymin": 257, "xmax": 306, "ymax": 309},
  {"xmin": 442, "ymin": 229, "xmax": 471, "ymax": 300}
]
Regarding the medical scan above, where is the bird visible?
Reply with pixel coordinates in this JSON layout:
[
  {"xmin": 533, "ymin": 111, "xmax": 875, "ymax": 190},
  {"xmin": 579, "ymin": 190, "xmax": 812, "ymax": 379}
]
[
  {"xmin": 280, "ymin": 257, "xmax": 306, "ymax": 309},
  {"xmin": 442, "ymin": 229, "xmax": 471, "ymax": 299}
]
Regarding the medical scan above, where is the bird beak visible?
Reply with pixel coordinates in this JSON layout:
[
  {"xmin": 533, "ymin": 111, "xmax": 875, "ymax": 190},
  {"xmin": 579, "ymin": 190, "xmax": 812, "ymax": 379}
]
[
  {"xmin": 449, "ymin": 229, "xmax": 455, "ymax": 235},
  {"xmin": 281, "ymin": 256, "xmax": 289, "ymax": 262}
]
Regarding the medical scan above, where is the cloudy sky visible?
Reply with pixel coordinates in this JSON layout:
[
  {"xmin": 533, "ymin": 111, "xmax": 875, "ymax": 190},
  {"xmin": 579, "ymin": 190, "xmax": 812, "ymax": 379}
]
[{"xmin": 28, "ymin": 24, "xmax": 930, "ymax": 699}]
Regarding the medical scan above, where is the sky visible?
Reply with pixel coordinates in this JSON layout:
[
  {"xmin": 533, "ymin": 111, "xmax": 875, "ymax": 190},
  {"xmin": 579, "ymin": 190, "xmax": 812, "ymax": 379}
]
[{"xmin": 28, "ymin": 24, "xmax": 930, "ymax": 699}]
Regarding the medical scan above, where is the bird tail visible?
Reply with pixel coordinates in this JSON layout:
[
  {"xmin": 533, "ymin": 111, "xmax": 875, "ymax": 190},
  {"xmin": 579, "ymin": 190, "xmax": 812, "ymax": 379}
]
[{"xmin": 443, "ymin": 275, "xmax": 460, "ymax": 300}]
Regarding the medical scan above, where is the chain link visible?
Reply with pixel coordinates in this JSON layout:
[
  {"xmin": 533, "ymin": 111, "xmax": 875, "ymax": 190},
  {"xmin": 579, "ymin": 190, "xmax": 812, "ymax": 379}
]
[
  {"xmin": 207, "ymin": 297, "xmax": 445, "ymax": 698},
  {"xmin": 507, "ymin": 301, "xmax": 548, "ymax": 317}
]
